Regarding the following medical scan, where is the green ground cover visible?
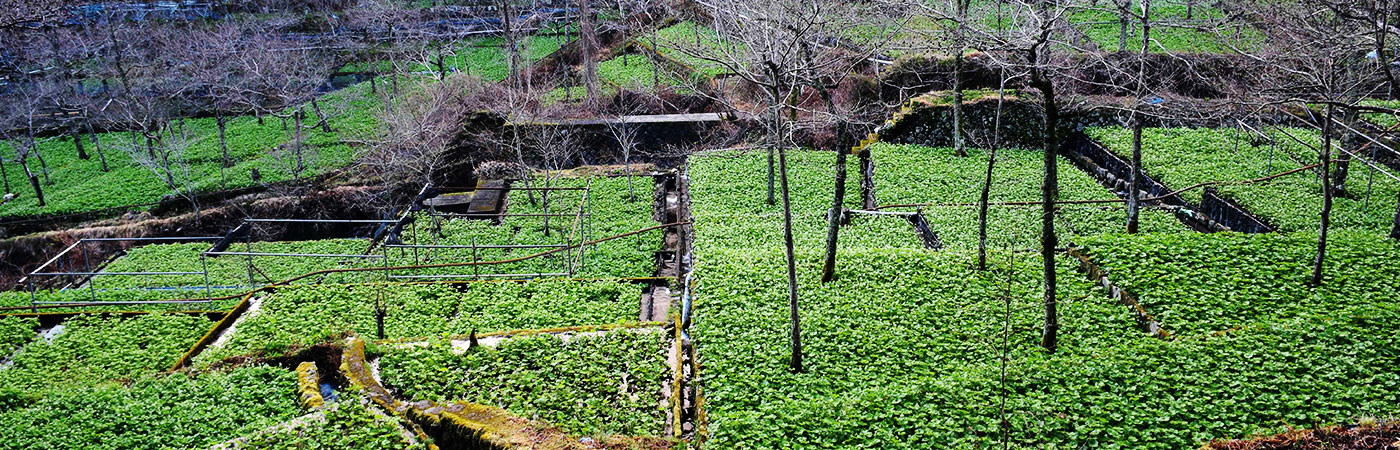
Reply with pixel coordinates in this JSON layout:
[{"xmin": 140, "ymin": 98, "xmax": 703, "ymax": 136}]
[
  {"xmin": 693, "ymin": 247, "xmax": 1144, "ymax": 449},
  {"xmin": 1076, "ymin": 231, "xmax": 1400, "ymax": 336},
  {"xmin": 689, "ymin": 149, "xmax": 927, "ymax": 252},
  {"xmin": 1360, "ymin": 99, "xmax": 1400, "ymax": 128},
  {"xmin": 0, "ymin": 286, "xmax": 243, "ymax": 311},
  {"xmin": 199, "ymin": 279, "xmax": 638, "ymax": 363},
  {"xmin": 222, "ymin": 389, "xmax": 424, "ymax": 450},
  {"xmin": 650, "ymin": 21, "xmax": 732, "ymax": 78},
  {"xmin": 597, "ymin": 52, "xmax": 695, "ymax": 91},
  {"xmin": 0, "ymin": 81, "xmax": 379, "ymax": 220},
  {"xmin": 1087, "ymin": 127, "xmax": 1400, "ymax": 233},
  {"xmin": 0, "ymin": 316, "xmax": 37, "ymax": 357},
  {"xmin": 688, "ymin": 142, "xmax": 1399, "ymax": 448},
  {"xmin": 871, "ymin": 143, "xmax": 1187, "ymax": 248},
  {"xmin": 690, "ymin": 145, "xmax": 1186, "ymax": 252},
  {"xmin": 344, "ymin": 34, "xmax": 565, "ymax": 82},
  {"xmin": 379, "ymin": 329, "xmax": 668, "ymax": 438},
  {"xmin": 0, "ymin": 313, "xmax": 211, "ymax": 392},
  {"xmin": 90, "ymin": 239, "xmax": 375, "ymax": 289},
  {"xmin": 0, "ymin": 175, "xmax": 659, "ymax": 312},
  {"xmin": 0, "ymin": 366, "xmax": 301, "ymax": 450},
  {"xmin": 405, "ymin": 175, "xmax": 660, "ymax": 279},
  {"xmin": 1070, "ymin": 2, "xmax": 1259, "ymax": 53}
]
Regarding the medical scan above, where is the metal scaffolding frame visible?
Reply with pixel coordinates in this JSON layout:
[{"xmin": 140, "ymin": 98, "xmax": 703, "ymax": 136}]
[
  {"xmin": 202, "ymin": 217, "xmax": 399, "ymax": 288},
  {"xmin": 11, "ymin": 181, "xmax": 611, "ymax": 314},
  {"xmin": 19, "ymin": 236, "xmax": 224, "ymax": 312},
  {"xmin": 386, "ymin": 180, "xmax": 593, "ymax": 281}
]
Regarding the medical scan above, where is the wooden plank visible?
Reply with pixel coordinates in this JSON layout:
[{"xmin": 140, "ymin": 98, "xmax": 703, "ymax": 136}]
[
  {"xmin": 526, "ymin": 113, "xmax": 729, "ymax": 127},
  {"xmin": 466, "ymin": 180, "xmax": 507, "ymax": 215}
]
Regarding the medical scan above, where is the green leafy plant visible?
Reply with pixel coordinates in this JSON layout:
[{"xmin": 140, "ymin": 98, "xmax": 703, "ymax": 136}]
[
  {"xmin": 203, "ymin": 280, "xmax": 638, "ymax": 362},
  {"xmin": 0, "ymin": 366, "xmax": 301, "ymax": 450},
  {"xmin": 224, "ymin": 387, "xmax": 426, "ymax": 450},
  {"xmin": 0, "ymin": 81, "xmax": 379, "ymax": 220},
  {"xmin": 1087, "ymin": 127, "xmax": 1400, "ymax": 233},
  {"xmin": 1077, "ymin": 231, "xmax": 1400, "ymax": 336},
  {"xmin": 0, "ymin": 313, "xmax": 212, "ymax": 392},
  {"xmin": 379, "ymin": 329, "xmax": 668, "ymax": 437}
]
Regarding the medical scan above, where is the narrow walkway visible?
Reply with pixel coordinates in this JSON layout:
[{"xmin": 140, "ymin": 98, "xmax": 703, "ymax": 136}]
[{"xmin": 533, "ymin": 113, "xmax": 729, "ymax": 127}]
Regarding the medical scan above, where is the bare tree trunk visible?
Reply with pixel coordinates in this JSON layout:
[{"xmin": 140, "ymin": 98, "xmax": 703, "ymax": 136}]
[
  {"xmin": 799, "ymin": 41, "xmax": 849, "ymax": 283},
  {"xmin": 580, "ymin": 0, "xmax": 599, "ymax": 100},
  {"xmin": 0, "ymin": 153, "xmax": 10, "ymax": 193},
  {"xmin": 952, "ymin": 55, "xmax": 965, "ymax": 157},
  {"xmin": 1117, "ymin": 0, "xmax": 1130, "ymax": 52},
  {"xmin": 1033, "ymin": 69, "xmax": 1059, "ymax": 354},
  {"xmin": 88, "ymin": 124, "xmax": 108, "ymax": 172},
  {"xmin": 1127, "ymin": 0, "xmax": 1149, "ymax": 234},
  {"xmin": 952, "ymin": 0, "xmax": 968, "ymax": 157},
  {"xmin": 1310, "ymin": 105, "xmax": 1334, "ymax": 287},
  {"xmin": 216, "ymin": 113, "xmax": 230, "ymax": 187},
  {"xmin": 767, "ymin": 103, "xmax": 779, "ymax": 206},
  {"xmin": 502, "ymin": 0, "xmax": 521, "ymax": 85},
  {"xmin": 1378, "ymin": 0, "xmax": 1398, "ymax": 98},
  {"xmin": 31, "ymin": 140, "xmax": 50, "ymax": 185},
  {"xmin": 23, "ymin": 161, "xmax": 43, "ymax": 206},
  {"xmin": 156, "ymin": 133, "xmax": 174, "ymax": 189},
  {"xmin": 1127, "ymin": 121, "xmax": 1142, "ymax": 233},
  {"xmin": 436, "ymin": 52, "xmax": 447, "ymax": 81},
  {"xmin": 72, "ymin": 130, "xmax": 89, "ymax": 160},
  {"xmin": 779, "ymin": 145, "xmax": 802, "ymax": 373},
  {"xmin": 651, "ymin": 26, "xmax": 660, "ymax": 88},
  {"xmin": 1391, "ymin": 190, "xmax": 1400, "ymax": 239},
  {"xmin": 625, "ymin": 143, "xmax": 634, "ymax": 202},
  {"xmin": 1333, "ymin": 109, "xmax": 1357, "ymax": 192},
  {"xmin": 294, "ymin": 110, "xmax": 305, "ymax": 178},
  {"xmin": 822, "ymin": 148, "xmax": 848, "ymax": 283},
  {"xmin": 543, "ymin": 176, "xmax": 552, "ymax": 237},
  {"xmin": 859, "ymin": 149, "xmax": 876, "ymax": 209},
  {"xmin": 310, "ymin": 98, "xmax": 331, "ymax": 133},
  {"xmin": 978, "ymin": 74, "xmax": 1007, "ymax": 271}
]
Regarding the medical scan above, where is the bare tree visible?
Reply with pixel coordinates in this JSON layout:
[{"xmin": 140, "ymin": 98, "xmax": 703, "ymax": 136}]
[
  {"xmin": 950, "ymin": 0, "xmax": 972, "ymax": 157},
  {"xmin": 969, "ymin": 0, "xmax": 1083, "ymax": 353},
  {"xmin": 182, "ymin": 22, "xmax": 247, "ymax": 185},
  {"xmin": 977, "ymin": 68, "xmax": 1015, "ymax": 271},
  {"xmin": 1, "ymin": 82, "xmax": 57, "ymax": 206},
  {"xmin": 579, "ymin": 0, "xmax": 601, "ymax": 100},
  {"xmin": 1228, "ymin": 0, "xmax": 1385, "ymax": 285},
  {"xmin": 1125, "ymin": 0, "xmax": 1151, "ymax": 234},
  {"xmin": 233, "ymin": 36, "xmax": 337, "ymax": 180},
  {"xmin": 118, "ymin": 122, "xmax": 202, "ymax": 217},
  {"xmin": 665, "ymin": 0, "xmax": 906, "ymax": 370},
  {"xmin": 364, "ymin": 74, "xmax": 482, "ymax": 187},
  {"xmin": 605, "ymin": 101, "xmax": 648, "ymax": 202},
  {"xmin": 531, "ymin": 125, "xmax": 581, "ymax": 237}
]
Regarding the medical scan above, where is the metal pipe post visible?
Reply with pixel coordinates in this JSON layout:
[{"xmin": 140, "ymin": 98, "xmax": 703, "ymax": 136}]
[
  {"xmin": 201, "ymin": 253, "xmax": 213, "ymax": 304},
  {"xmin": 246, "ymin": 231, "xmax": 256, "ymax": 287},
  {"xmin": 82, "ymin": 241, "xmax": 97, "ymax": 302}
]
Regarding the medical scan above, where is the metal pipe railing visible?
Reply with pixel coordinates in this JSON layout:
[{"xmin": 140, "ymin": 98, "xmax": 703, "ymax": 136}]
[
  {"xmin": 201, "ymin": 252, "xmax": 384, "ymax": 258},
  {"xmin": 383, "ymin": 243, "xmax": 567, "ymax": 249},
  {"xmin": 242, "ymin": 218, "xmax": 401, "ymax": 223},
  {"xmin": 386, "ymin": 272, "xmax": 570, "ymax": 280}
]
